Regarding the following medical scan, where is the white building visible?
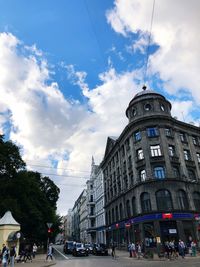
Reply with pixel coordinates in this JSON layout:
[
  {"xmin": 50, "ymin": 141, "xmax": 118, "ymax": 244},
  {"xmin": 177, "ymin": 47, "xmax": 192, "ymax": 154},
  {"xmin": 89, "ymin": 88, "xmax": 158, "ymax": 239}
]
[{"xmin": 79, "ymin": 189, "xmax": 88, "ymax": 243}]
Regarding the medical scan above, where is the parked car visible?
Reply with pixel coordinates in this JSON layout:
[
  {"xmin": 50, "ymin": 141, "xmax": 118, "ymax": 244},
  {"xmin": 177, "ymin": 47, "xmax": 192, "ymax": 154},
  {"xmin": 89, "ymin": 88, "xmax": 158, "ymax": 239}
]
[
  {"xmin": 85, "ymin": 243, "xmax": 93, "ymax": 254},
  {"xmin": 63, "ymin": 241, "xmax": 75, "ymax": 254},
  {"xmin": 93, "ymin": 243, "xmax": 108, "ymax": 256},
  {"xmin": 72, "ymin": 243, "xmax": 88, "ymax": 257}
]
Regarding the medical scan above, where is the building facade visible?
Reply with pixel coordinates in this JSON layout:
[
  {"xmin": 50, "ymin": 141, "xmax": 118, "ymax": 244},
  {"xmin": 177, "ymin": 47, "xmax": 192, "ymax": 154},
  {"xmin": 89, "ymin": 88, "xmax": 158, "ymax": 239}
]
[
  {"xmin": 101, "ymin": 87, "xmax": 200, "ymax": 249},
  {"xmin": 79, "ymin": 189, "xmax": 88, "ymax": 243}
]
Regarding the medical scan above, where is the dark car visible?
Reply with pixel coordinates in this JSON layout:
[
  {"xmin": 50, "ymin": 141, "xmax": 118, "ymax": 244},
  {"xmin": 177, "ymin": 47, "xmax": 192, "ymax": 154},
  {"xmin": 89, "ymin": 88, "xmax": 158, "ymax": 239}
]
[
  {"xmin": 63, "ymin": 241, "xmax": 75, "ymax": 254},
  {"xmin": 93, "ymin": 243, "xmax": 108, "ymax": 256},
  {"xmin": 85, "ymin": 244, "xmax": 93, "ymax": 254},
  {"xmin": 72, "ymin": 243, "xmax": 88, "ymax": 257}
]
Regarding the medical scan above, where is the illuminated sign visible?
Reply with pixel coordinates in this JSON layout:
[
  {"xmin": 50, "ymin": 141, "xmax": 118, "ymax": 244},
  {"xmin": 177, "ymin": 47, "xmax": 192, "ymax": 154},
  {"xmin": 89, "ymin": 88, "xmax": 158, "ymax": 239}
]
[{"xmin": 162, "ymin": 213, "xmax": 173, "ymax": 219}]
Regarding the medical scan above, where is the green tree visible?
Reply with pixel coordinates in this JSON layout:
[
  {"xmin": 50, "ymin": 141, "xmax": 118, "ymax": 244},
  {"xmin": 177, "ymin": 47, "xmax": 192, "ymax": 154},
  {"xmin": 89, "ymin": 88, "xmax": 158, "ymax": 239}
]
[{"xmin": 0, "ymin": 135, "xmax": 61, "ymax": 243}]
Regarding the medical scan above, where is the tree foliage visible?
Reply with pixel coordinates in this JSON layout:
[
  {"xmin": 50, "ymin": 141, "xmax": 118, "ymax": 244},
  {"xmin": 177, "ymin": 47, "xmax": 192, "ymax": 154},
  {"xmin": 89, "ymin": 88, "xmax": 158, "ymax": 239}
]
[{"xmin": 0, "ymin": 135, "xmax": 61, "ymax": 243}]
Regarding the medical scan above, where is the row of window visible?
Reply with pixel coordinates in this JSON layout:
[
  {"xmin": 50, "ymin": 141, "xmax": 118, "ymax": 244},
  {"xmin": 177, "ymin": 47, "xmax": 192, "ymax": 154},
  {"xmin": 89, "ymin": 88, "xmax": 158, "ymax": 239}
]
[
  {"xmin": 130, "ymin": 102, "xmax": 167, "ymax": 118},
  {"xmin": 106, "ymin": 190, "xmax": 200, "ymax": 225},
  {"xmin": 104, "ymin": 128, "xmax": 200, "ymax": 177}
]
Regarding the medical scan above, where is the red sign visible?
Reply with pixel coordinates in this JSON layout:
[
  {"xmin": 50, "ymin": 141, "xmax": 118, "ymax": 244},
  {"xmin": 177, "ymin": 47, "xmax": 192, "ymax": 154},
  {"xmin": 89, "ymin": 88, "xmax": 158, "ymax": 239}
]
[
  {"xmin": 116, "ymin": 223, "xmax": 119, "ymax": 228},
  {"xmin": 162, "ymin": 213, "xmax": 173, "ymax": 219},
  {"xmin": 125, "ymin": 223, "xmax": 131, "ymax": 228}
]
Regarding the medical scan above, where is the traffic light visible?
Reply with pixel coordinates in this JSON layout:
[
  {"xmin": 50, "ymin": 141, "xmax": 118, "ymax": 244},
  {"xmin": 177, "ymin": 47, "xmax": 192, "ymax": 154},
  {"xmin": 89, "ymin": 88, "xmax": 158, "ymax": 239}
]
[{"xmin": 48, "ymin": 228, "xmax": 52, "ymax": 233}]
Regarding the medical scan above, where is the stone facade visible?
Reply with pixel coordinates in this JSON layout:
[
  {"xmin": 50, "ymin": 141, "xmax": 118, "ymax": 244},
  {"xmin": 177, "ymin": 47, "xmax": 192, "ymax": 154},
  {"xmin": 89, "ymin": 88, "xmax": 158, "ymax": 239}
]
[{"xmin": 101, "ymin": 88, "xmax": 200, "ymax": 249}]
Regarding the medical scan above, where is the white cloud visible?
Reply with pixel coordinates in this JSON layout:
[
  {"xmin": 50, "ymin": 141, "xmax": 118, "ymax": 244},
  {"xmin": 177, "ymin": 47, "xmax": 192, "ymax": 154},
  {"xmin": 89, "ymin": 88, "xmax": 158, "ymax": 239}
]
[{"xmin": 106, "ymin": 0, "xmax": 200, "ymax": 104}]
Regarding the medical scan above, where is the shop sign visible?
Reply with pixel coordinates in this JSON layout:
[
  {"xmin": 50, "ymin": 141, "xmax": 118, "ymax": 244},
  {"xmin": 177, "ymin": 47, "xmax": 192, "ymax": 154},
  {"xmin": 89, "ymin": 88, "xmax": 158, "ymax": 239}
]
[
  {"xmin": 162, "ymin": 213, "xmax": 173, "ymax": 219},
  {"xmin": 125, "ymin": 223, "xmax": 131, "ymax": 228},
  {"xmin": 169, "ymin": 229, "xmax": 177, "ymax": 234}
]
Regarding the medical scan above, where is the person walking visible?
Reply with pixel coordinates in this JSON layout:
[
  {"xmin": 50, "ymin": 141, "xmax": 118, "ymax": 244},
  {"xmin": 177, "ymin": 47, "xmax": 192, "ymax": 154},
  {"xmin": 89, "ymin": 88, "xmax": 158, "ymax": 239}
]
[
  {"xmin": 111, "ymin": 243, "xmax": 116, "ymax": 259},
  {"xmin": 46, "ymin": 243, "xmax": 53, "ymax": 261},
  {"xmin": 2, "ymin": 244, "xmax": 9, "ymax": 267},
  {"xmin": 128, "ymin": 243, "xmax": 132, "ymax": 257},
  {"xmin": 178, "ymin": 240, "xmax": 185, "ymax": 259},
  {"xmin": 32, "ymin": 243, "xmax": 37, "ymax": 259},
  {"xmin": 10, "ymin": 245, "xmax": 16, "ymax": 267}
]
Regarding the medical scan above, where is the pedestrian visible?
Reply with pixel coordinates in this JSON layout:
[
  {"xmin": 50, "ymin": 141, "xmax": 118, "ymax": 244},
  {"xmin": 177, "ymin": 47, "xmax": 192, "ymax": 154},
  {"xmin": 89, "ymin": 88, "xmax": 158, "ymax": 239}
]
[
  {"xmin": 128, "ymin": 243, "xmax": 132, "ymax": 257},
  {"xmin": 32, "ymin": 243, "xmax": 37, "ymax": 259},
  {"xmin": 111, "ymin": 243, "xmax": 116, "ymax": 259},
  {"xmin": 137, "ymin": 243, "xmax": 142, "ymax": 259},
  {"xmin": 46, "ymin": 243, "xmax": 53, "ymax": 261},
  {"xmin": 131, "ymin": 242, "xmax": 136, "ymax": 258},
  {"xmin": 2, "ymin": 244, "xmax": 9, "ymax": 267},
  {"xmin": 10, "ymin": 245, "xmax": 16, "ymax": 267},
  {"xmin": 191, "ymin": 241, "xmax": 197, "ymax": 257},
  {"xmin": 178, "ymin": 240, "xmax": 185, "ymax": 259}
]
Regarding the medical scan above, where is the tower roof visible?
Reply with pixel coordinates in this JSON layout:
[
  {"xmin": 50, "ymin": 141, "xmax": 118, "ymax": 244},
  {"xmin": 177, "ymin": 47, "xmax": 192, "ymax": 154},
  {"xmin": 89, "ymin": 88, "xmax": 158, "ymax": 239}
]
[{"xmin": 0, "ymin": 211, "xmax": 20, "ymax": 226}]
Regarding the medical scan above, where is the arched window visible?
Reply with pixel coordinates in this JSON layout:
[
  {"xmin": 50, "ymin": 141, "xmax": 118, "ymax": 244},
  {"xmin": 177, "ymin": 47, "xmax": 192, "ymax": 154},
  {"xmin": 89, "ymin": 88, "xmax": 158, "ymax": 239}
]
[
  {"xmin": 115, "ymin": 206, "xmax": 119, "ymax": 221},
  {"xmin": 126, "ymin": 199, "xmax": 131, "ymax": 217},
  {"xmin": 119, "ymin": 203, "xmax": 123, "ymax": 220},
  {"xmin": 177, "ymin": 190, "xmax": 189, "ymax": 210},
  {"xmin": 112, "ymin": 208, "xmax": 115, "ymax": 223},
  {"xmin": 193, "ymin": 192, "xmax": 200, "ymax": 211},
  {"xmin": 132, "ymin": 197, "xmax": 136, "ymax": 216},
  {"xmin": 156, "ymin": 189, "xmax": 173, "ymax": 211},
  {"xmin": 154, "ymin": 166, "xmax": 165, "ymax": 179},
  {"xmin": 140, "ymin": 192, "xmax": 151, "ymax": 213},
  {"xmin": 139, "ymin": 169, "xmax": 146, "ymax": 181}
]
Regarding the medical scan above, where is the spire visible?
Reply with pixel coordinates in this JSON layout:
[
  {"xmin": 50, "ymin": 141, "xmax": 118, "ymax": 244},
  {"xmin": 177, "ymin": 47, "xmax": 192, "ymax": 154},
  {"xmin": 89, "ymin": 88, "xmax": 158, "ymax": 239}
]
[
  {"xmin": 91, "ymin": 156, "xmax": 95, "ymax": 166},
  {"xmin": 142, "ymin": 84, "xmax": 147, "ymax": 91}
]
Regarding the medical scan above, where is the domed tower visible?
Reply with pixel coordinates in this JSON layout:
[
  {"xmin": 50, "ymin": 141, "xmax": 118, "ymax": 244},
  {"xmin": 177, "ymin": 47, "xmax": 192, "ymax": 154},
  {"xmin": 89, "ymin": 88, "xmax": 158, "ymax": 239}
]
[{"xmin": 101, "ymin": 86, "xmax": 200, "ymax": 249}]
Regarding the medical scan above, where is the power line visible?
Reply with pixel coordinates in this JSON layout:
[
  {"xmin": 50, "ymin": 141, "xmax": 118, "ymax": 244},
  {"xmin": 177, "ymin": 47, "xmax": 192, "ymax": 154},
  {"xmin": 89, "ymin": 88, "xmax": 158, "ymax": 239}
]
[
  {"xmin": 143, "ymin": 0, "xmax": 156, "ymax": 85},
  {"xmin": 26, "ymin": 162, "xmax": 90, "ymax": 173},
  {"xmin": 30, "ymin": 172, "xmax": 89, "ymax": 180}
]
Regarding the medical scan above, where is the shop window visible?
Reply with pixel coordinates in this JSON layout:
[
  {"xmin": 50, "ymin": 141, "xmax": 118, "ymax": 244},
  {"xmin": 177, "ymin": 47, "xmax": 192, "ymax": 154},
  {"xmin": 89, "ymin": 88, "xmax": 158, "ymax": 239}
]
[
  {"xmin": 147, "ymin": 127, "xmax": 159, "ymax": 137},
  {"xmin": 150, "ymin": 145, "xmax": 162, "ymax": 157},
  {"xmin": 154, "ymin": 166, "xmax": 165, "ymax": 179},
  {"xmin": 177, "ymin": 190, "xmax": 189, "ymax": 210},
  {"xmin": 193, "ymin": 192, "xmax": 200, "ymax": 210},
  {"xmin": 156, "ymin": 189, "xmax": 173, "ymax": 211},
  {"xmin": 143, "ymin": 222, "xmax": 157, "ymax": 247},
  {"xmin": 141, "ymin": 192, "xmax": 152, "ymax": 213}
]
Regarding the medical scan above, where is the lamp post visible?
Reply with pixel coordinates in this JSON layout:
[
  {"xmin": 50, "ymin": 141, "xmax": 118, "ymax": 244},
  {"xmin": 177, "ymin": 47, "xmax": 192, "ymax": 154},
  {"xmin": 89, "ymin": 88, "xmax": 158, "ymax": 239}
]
[{"xmin": 46, "ymin": 223, "xmax": 53, "ymax": 253}]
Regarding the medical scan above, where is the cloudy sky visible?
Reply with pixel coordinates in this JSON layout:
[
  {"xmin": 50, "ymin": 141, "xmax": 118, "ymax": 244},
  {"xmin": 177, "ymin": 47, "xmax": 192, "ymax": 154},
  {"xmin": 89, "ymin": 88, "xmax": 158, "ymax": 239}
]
[{"xmin": 0, "ymin": 0, "xmax": 200, "ymax": 215}]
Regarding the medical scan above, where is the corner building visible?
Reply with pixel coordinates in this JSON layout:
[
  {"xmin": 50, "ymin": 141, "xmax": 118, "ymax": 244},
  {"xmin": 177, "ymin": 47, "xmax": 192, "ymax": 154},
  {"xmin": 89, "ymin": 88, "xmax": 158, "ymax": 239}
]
[{"xmin": 101, "ymin": 87, "xmax": 200, "ymax": 248}]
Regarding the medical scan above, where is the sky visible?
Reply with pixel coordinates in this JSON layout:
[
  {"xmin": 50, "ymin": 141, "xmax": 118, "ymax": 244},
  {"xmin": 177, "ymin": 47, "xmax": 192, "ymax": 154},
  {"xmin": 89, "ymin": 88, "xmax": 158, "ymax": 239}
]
[{"xmin": 0, "ymin": 0, "xmax": 200, "ymax": 215}]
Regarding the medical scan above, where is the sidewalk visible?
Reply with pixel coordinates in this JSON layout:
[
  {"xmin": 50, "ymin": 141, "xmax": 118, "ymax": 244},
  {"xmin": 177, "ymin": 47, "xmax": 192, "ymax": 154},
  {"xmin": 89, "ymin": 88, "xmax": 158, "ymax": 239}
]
[
  {"xmin": 15, "ymin": 254, "xmax": 56, "ymax": 267},
  {"xmin": 115, "ymin": 249, "xmax": 200, "ymax": 261}
]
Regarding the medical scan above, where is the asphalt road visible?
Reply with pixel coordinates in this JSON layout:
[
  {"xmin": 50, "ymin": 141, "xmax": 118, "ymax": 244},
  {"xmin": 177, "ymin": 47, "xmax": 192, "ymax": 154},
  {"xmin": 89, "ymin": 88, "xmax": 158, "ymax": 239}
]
[{"xmin": 53, "ymin": 244, "xmax": 200, "ymax": 267}]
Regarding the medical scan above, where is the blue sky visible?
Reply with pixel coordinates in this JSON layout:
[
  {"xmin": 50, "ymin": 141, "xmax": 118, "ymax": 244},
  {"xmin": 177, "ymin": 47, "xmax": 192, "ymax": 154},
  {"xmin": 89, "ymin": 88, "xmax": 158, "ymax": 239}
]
[{"xmin": 0, "ymin": 0, "xmax": 200, "ymax": 214}]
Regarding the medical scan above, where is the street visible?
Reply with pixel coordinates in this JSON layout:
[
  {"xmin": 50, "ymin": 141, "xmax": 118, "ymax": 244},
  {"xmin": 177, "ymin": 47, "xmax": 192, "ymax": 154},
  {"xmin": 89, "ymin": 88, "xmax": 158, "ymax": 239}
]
[{"xmin": 52, "ymin": 245, "xmax": 200, "ymax": 267}]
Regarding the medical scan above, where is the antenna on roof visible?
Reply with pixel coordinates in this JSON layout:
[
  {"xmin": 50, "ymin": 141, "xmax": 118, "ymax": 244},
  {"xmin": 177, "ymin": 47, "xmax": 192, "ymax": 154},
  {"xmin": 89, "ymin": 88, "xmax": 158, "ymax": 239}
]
[{"xmin": 143, "ymin": 0, "xmax": 156, "ymax": 86}]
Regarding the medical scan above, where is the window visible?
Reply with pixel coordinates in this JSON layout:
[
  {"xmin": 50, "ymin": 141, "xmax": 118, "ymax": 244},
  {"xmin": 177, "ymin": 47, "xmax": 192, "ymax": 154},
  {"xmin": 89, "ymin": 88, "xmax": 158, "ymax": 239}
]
[
  {"xmin": 154, "ymin": 166, "xmax": 165, "ymax": 179},
  {"xmin": 121, "ymin": 145, "xmax": 125, "ymax": 157},
  {"xmin": 144, "ymin": 103, "xmax": 151, "ymax": 111},
  {"xmin": 193, "ymin": 192, "xmax": 200, "ymax": 211},
  {"xmin": 156, "ymin": 190, "xmax": 173, "ymax": 211},
  {"xmin": 192, "ymin": 136, "xmax": 199, "ymax": 146},
  {"xmin": 126, "ymin": 199, "xmax": 131, "ymax": 217},
  {"xmin": 168, "ymin": 145, "xmax": 175, "ymax": 157},
  {"xmin": 173, "ymin": 166, "xmax": 180, "ymax": 178},
  {"xmin": 115, "ymin": 206, "xmax": 119, "ymax": 221},
  {"xmin": 177, "ymin": 190, "xmax": 189, "ymax": 210},
  {"xmin": 141, "ymin": 192, "xmax": 152, "ymax": 212},
  {"xmin": 134, "ymin": 131, "xmax": 141, "ymax": 141},
  {"xmin": 119, "ymin": 203, "xmax": 123, "ymax": 220},
  {"xmin": 139, "ymin": 169, "xmax": 146, "ymax": 182},
  {"xmin": 132, "ymin": 108, "xmax": 137, "ymax": 116},
  {"xmin": 197, "ymin": 153, "xmax": 200, "ymax": 163},
  {"xmin": 112, "ymin": 208, "xmax": 115, "ymax": 222},
  {"xmin": 132, "ymin": 197, "xmax": 136, "ymax": 216},
  {"xmin": 188, "ymin": 169, "xmax": 196, "ymax": 181},
  {"xmin": 147, "ymin": 127, "xmax": 159, "ymax": 137},
  {"xmin": 180, "ymin": 132, "xmax": 187, "ymax": 142},
  {"xmin": 128, "ymin": 155, "xmax": 132, "ymax": 169},
  {"xmin": 125, "ymin": 138, "xmax": 130, "ymax": 150},
  {"xmin": 150, "ymin": 145, "xmax": 162, "ymax": 157},
  {"xmin": 137, "ymin": 148, "xmax": 144, "ymax": 160},
  {"xmin": 165, "ymin": 128, "xmax": 172, "ymax": 137},
  {"xmin": 184, "ymin": 149, "xmax": 191, "ymax": 160},
  {"xmin": 160, "ymin": 104, "xmax": 165, "ymax": 111}
]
